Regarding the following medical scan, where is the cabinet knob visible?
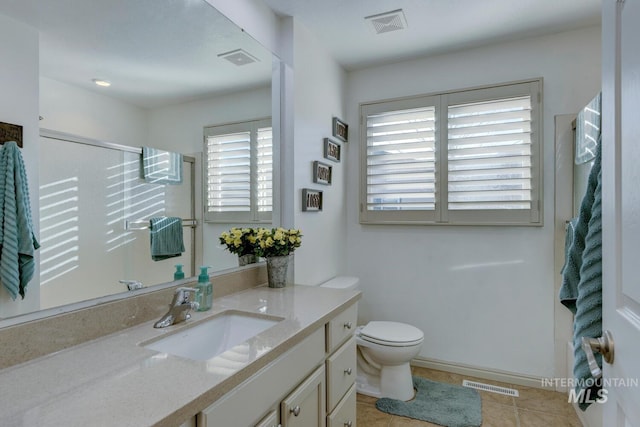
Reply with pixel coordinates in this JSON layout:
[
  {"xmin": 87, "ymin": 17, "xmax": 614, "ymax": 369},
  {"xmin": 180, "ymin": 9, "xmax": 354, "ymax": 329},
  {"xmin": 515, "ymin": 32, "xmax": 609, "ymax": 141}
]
[
  {"xmin": 343, "ymin": 321, "xmax": 353, "ymax": 329},
  {"xmin": 290, "ymin": 406, "xmax": 301, "ymax": 417},
  {"xmin": 344, "ymin": 368, "xmax": 352, "ymax": 375},
  {"xmin": 344, "ymin": 421, "xmax": 353, "ymax": 427}
]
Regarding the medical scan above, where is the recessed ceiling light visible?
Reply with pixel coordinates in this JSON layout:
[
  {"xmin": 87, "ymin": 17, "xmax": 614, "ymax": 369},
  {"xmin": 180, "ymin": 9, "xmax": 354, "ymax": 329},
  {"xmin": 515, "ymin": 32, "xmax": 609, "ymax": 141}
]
[
  {"xmin": 365, "ymin": 9, "xmax": 408, "ymax": 34},
  {"xmin": 92, "ymin": 78, "xmax": 111, "ymax": 87},
  {"xmin": 217, "ymin": 49, "xmax": 259, "ymax": 66}
]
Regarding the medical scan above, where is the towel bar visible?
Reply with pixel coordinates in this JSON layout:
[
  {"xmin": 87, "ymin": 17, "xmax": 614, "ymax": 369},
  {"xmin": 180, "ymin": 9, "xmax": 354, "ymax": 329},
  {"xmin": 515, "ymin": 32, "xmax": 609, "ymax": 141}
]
[{"xmin": 125, "ymin": 219, "xmax": 198, "ymax": 230}]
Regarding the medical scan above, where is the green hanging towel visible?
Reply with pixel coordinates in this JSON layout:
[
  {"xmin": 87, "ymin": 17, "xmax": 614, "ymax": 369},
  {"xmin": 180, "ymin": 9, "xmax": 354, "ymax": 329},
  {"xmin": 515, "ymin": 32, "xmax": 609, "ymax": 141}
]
[
  {"xmin": 149, "ymin": 217, "xmax": 185, "ymax": 261},
  {"xmin": 0, "ymin": 141, "xmax": 40, "ymax": 300}
]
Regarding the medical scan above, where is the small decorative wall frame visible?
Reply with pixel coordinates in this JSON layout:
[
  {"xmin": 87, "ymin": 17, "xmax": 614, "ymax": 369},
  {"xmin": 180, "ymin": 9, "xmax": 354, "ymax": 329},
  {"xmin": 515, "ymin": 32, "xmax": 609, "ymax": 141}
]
[
  {"xmin": 0, "ymin": 121, "xmax": 23, "ymax": 147},
  {"xmin": 332, "ymin": 117, "xmax": 348, "ymax": 142},
  {"xmin": 302, "ymin": 188, "xmax": 323, "ymax": 211},
  {"xmin": 313, "ymin": 161, "xmax": 332, "ymax": 185},
  {"xmin": 323, "ymin": 138, "xmax": 341, "ymax": 162}
]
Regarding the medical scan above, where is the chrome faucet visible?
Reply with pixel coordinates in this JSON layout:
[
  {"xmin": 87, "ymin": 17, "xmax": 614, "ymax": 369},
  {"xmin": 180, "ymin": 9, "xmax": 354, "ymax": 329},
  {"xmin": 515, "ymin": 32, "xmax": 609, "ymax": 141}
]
[{"xmin": 154, "ymin": 287, "xmax": 199, "ymax": 328}]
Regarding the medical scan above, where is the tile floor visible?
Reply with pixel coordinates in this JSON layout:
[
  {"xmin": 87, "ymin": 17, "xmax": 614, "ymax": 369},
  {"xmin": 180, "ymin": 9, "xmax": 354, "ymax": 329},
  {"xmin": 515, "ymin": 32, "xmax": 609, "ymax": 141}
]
[{"xmin": 356, "ymin": 366, "xmax": 583, "ymax": 426}]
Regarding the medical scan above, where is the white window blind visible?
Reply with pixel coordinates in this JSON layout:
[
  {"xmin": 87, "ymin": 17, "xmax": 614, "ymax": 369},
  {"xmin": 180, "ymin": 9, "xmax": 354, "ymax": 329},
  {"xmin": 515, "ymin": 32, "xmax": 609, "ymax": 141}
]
[
  {"xmin": 366, "ymin": 106, "xmax": 437, "ymax": 212},
  {"xmin": 447, "ymin": 96, "xmax": 533, "ymax": 211},
  {"xmin": 360, "ymin": 80, "xmax": 541, "ymax": 226},
  {"xmin": 204, "ymin": 118, "xmax": 272, "ymax": 223},
  {"xmin": 207, "ymin": 131, "xmax": 251, "ymax": 213},
  {"xmin": 257, "ymin": 126, "xmax": 273, "ymax": 213}
]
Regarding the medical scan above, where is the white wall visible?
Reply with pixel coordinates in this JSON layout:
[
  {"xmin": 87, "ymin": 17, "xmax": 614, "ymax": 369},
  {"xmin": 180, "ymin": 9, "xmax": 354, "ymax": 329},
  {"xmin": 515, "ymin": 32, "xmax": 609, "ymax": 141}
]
[
  {"xmin": 147, "ymin": 86, "xmax": 272, "ymax": 271},
  {"xmin": 39, "ymin": 77, "xmax": 148, "ymax": 146},
  {"xmin": 291, "ymin": 21, "xmax": 347, "ymax": 285},
  {"xmin": 0, "ymin": 15, "xmax": 40, "ymax": 317},
  {"xmin": 345, "ymin": 26, "xmax": 602, "ymax": 378}
]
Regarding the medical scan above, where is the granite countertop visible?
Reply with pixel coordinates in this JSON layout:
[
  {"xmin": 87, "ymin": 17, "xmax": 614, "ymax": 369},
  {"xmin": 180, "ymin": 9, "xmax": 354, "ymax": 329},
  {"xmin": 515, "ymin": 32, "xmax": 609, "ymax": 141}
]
[{"xmin": 0, "ymin": 285, "xmax": 361, "ymax": 427}]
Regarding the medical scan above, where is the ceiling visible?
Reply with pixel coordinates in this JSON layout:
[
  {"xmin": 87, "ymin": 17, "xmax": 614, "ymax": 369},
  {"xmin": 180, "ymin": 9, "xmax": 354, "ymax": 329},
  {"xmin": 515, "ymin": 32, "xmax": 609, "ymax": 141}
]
[
  {"xmin": 0, "ymin": 0, "xmax": 601, "ymax": 108},
  {"xmin": 0, "ymin": 0, "xmax": 273, "ymax": 108},
  {"xmin": 263, "ymin": 0, "xmax": 602, "ymax": 70}
]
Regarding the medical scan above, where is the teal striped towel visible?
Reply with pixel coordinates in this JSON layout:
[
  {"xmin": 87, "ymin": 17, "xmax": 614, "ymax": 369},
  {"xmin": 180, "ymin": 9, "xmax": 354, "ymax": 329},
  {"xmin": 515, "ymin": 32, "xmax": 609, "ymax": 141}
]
[
  {"xmin": 149, "ymin": 217, "xmax": 184, "ymax": 261},
  {"xmin": 141, "ymin": 146, "xmax": 183, "ymax": 185},
  {"xmin": 560, "ymin": 140, "xmax": 602, "ymax": 410},
  {"xmin": 0, "ymin": 141, "xmax": 40, "ymax": 299}
]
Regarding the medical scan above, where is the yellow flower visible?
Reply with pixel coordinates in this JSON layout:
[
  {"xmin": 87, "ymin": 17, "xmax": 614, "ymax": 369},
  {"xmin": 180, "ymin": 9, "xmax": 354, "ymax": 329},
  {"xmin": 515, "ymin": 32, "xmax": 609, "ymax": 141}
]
[
  {"xmin": 233, "ymin": 238, "xmax": 242, "ymax": 247},
  {"xmin": 225, "ymin": 237, "xmax": 233, "ymax": 244},
  {"xmin": 274, "ymin": 230, "xmax": 284, "ymax": 241},
  {"xmin": 296, "ymin": 237, "xmax": 301, "ymax": 244}
]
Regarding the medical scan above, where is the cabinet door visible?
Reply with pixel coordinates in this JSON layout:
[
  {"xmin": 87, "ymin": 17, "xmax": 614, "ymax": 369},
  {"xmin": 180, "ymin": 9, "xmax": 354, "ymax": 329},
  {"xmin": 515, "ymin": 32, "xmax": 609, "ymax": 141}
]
[
  {"xmin": 255, "ymin": 409, "xmax": 280, "ymax": 427},
  {"xmin": 281, "ymin": 365, "xmax": 326, "ymax": 427}
]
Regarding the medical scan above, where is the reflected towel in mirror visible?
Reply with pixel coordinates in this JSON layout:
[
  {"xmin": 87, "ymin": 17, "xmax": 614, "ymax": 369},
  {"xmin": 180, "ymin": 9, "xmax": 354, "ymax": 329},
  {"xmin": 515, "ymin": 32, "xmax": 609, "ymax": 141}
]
[{"xmin": 149, "ymin": 217, "xmax": 185, "ymax": 261}]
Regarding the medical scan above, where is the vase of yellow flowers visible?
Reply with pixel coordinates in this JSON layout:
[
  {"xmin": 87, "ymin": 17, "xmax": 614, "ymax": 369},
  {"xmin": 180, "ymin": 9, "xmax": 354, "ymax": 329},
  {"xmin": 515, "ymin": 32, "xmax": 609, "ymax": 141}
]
[
  {"xmin": 219, "ymin": 227, "xmax": 259, "ymax": 266},
  {"xmin": 255, "ymin": 227, "xmax": 302, "ymax": 288}
]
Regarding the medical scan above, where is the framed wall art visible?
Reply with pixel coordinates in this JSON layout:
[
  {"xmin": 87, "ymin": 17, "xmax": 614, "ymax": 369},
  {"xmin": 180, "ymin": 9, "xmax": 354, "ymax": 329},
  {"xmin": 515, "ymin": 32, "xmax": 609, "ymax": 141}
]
[
  {"xmin": 302, "ymin": 188, "xmax": 323, "ymax": 211},
  {"xmin": 332, "ymin": 117, "xmax": 348, "ymax": 142},
  {"xmin": 323, "ymin": 138, "xmax": 341, "ymax": 162},
  {"xmin": 313, "ymin": 161, "xmax": 332, "ymax": 185},
  {"xmin": 0, "ymin": 121, "xmax": 23, "ymax": 147}
]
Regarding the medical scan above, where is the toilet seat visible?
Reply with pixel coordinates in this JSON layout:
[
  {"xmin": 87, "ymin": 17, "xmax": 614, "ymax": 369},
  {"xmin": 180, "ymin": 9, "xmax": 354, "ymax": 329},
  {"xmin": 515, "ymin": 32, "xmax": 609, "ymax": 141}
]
[{"xmin": 358, "ymin": 321, "xmax": 424, "ymax": 347}]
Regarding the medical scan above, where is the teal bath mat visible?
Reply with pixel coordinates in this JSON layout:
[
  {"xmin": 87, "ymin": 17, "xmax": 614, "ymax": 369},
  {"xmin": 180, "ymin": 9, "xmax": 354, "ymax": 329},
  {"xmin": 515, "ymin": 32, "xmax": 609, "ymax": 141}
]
[{"xmin": 375, "ymin": 376, "xmax": 482, "ymax": 427}]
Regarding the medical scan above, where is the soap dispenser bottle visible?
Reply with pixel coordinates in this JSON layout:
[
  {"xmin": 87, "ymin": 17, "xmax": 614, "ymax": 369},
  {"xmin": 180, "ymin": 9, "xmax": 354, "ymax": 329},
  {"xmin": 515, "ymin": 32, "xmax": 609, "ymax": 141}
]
[
  {"xmin": 196, "ymin": 266, "xmax": 212, "ymax": 311},
  {"xmin": 174, "ymin": 264, "xmax": 185, "ymax": 281}
]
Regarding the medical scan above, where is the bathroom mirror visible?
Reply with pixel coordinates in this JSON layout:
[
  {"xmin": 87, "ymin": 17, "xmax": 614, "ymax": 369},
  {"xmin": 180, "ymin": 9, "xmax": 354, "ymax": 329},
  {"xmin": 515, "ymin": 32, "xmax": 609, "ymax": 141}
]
[{"xmin": 0, "ymin": 0, "xmax": 278, "ymax": 323}]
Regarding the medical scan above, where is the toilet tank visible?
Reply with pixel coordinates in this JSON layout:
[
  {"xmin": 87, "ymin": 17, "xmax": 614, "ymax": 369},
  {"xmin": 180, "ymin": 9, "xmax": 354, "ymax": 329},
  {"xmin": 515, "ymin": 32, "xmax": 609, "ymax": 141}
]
[{"xmin": 319, "ymin": 276, "xmax": 360, "ymax": 290}]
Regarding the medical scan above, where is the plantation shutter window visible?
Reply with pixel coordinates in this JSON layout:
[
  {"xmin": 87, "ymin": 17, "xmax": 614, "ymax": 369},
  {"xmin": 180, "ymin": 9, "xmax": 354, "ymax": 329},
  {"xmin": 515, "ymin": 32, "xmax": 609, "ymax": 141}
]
[
  {"xmin": 360, "ymin": 80, "xmax": 542, "ymax": 225},
  {"xmin": 207, "ymin": 131, "xmax": 251, "ymax": 213},
  {"xmin": 256, "ymin": 126, "xmax": 273, "ymax": 214},
  {"xmin": 447, "ymin": 96, "xmax": 533, "ymax": 209},
  {"xmin": 204, "ymin": 118, "xmax": 272, "ymax": 223}
]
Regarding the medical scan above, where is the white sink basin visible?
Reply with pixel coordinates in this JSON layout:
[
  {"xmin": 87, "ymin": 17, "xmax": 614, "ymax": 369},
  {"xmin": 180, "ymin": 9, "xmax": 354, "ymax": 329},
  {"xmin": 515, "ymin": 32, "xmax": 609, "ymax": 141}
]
[{"xmin": 143, "ymin": 311, "xmax": 282, "ymax": 361}]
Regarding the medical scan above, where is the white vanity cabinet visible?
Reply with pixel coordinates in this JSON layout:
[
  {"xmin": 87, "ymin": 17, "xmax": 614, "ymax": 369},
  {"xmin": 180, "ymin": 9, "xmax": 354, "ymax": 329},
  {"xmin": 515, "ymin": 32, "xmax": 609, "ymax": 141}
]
[{"xmin": 197, "ymin": 302, "xmax": 358, "ymax": 427}]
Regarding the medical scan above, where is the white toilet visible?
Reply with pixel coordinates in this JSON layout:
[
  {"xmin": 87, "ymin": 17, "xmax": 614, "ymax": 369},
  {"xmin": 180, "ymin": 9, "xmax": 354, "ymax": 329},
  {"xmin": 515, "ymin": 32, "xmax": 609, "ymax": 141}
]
[{"xmin": 319, "ymin": 276, "xmax": 424, "ymax": 401}]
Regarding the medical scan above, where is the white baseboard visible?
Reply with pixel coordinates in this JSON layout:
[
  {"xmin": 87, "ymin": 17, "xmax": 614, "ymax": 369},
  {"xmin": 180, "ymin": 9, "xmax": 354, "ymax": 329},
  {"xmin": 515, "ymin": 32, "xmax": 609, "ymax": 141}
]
[{"xmin": 411, "ymin": 357, "xmax": 554, "ymax": 390}]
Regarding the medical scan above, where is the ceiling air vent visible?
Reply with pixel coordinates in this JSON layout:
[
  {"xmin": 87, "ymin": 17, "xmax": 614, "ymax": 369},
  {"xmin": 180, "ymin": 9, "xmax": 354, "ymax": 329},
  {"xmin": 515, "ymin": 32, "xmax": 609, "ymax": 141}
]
[
  {"xmin": 365, "ymin": 9, "xmax": 408, "ymax": 34},
  {"xmin": 217, "ymin": 49, "xmax": 259, "ymax": 66}
]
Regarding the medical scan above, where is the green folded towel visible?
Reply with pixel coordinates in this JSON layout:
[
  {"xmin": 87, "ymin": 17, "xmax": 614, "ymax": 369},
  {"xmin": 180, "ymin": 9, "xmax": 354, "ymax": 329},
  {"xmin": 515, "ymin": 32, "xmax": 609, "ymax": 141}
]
[
  {"xmin": 0, "ymin": 141, "xmax": 40, "ymax": 299},
  {"xmin": 560, "ymin": 140, "xmax": 602, "ymax": 410},
  {"xmin": 149, "ymin": 217, "xmax": 184, "ymax": 261}
]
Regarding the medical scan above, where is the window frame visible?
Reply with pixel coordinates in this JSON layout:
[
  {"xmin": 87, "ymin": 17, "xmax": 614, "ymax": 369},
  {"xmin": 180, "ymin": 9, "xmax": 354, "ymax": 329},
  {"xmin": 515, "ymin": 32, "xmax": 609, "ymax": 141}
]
[
  {"xmin": 359, "ymin": 79, "xmax": 543, "ymax": 226},
  {"xmin": 203, "ymin": 117, "xmax": 272, "ymax": 224}
]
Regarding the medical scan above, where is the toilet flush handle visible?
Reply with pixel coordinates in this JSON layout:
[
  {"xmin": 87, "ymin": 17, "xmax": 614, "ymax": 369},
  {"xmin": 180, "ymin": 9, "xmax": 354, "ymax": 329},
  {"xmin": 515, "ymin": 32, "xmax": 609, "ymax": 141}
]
[{"xmin": 344, "ymin": 321, "xmax": 353, "ymax": 329}]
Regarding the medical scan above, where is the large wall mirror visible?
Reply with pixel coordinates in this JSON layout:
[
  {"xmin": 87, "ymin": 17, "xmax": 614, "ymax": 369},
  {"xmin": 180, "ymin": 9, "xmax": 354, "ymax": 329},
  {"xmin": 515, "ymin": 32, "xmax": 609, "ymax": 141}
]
[{"xmin": 0, "ymin": 0, "xmax": 279, "ymax": 324}]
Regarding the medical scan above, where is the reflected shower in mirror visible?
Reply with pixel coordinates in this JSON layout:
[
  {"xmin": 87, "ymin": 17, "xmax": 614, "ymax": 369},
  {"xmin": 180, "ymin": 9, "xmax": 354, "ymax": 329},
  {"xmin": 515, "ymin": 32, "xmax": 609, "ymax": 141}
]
[{"xmin": 0, "ymin": 0, "xmax": 277, "ymax": 322}]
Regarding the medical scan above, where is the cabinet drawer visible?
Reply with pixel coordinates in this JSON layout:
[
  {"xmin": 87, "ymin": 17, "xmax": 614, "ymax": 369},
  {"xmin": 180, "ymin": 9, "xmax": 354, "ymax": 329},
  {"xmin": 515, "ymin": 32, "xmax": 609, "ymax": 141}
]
[
  {"xmin": 281, "ymin": 365, "xmax": 326, "ymax": 427},
  {"xmin": 326, "ymin": 337, "xmax": 356, "ymax": 412},
  {"xmin": 326, "ymin": 304, "xmax": 357, "ymax": 353},
  {"xmin": 327, "ymin": 384, "xmax": 356, "ymax": 427}
]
